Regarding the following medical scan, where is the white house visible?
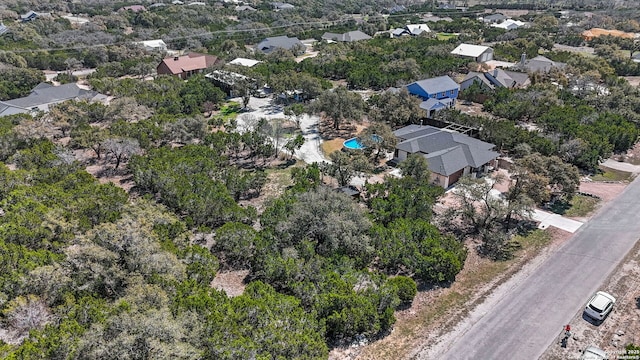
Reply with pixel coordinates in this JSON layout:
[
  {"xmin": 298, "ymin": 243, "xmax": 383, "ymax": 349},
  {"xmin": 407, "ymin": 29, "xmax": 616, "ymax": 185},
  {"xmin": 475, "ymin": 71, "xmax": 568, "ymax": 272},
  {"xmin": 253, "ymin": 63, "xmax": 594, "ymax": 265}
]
[
  {"xmin": 228, "ymin": 58, "xmax": 262, "ymax": 67},
  {"xmin": 451, "ymin": 44, "xmax": 494, "ymax": 62},
  {"xmin": 136, "ymin": 39, "xmax": 168, "ymax": 52},
  {"xmin": 491, "ymin": 19, "xmax": 526, "ymax": 30}
]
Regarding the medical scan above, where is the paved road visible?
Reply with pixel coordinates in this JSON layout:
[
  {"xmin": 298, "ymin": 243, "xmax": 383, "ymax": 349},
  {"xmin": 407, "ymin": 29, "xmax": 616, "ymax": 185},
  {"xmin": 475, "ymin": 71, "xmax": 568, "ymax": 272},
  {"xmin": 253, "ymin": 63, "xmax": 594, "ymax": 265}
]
[{"xmin": 428, "ymin": 178, "xmax": 640, "ymax": 360}]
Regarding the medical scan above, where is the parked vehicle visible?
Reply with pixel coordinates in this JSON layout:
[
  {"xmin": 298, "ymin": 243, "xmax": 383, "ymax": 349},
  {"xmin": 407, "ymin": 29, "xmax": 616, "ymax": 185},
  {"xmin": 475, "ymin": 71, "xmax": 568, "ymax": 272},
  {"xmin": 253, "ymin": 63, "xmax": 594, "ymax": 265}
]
[
  {"xmin": 584, "ymin": 291, "xmax": 616, "ymax": 322},
  {"xmin": 580, "ymin": 345, "xmax": 608, "ymax": 360}
]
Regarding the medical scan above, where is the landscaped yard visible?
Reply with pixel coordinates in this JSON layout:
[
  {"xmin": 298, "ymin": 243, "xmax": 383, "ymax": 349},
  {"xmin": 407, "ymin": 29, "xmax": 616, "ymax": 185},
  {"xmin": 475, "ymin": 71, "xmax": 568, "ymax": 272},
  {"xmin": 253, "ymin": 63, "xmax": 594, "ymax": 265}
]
[
  {"xmin": 321, "ymin": 138, "xmax": 345, "ymax": 157},
  {"xmin": 548, "ymin": 194, "xmax": 600, "ymax": 217}
]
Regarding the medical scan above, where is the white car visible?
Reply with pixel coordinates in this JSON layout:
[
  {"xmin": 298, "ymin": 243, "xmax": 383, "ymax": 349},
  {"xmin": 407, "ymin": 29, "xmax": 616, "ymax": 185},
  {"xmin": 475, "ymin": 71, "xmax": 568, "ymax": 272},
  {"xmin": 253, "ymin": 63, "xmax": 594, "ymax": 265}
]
[
  {"xmin": 584, "ymin": 291, "xmax": 616, "ymax": 322},
  {"xmin": 580, "ymin": 346, "xmax": 608, "ymax": 360}
]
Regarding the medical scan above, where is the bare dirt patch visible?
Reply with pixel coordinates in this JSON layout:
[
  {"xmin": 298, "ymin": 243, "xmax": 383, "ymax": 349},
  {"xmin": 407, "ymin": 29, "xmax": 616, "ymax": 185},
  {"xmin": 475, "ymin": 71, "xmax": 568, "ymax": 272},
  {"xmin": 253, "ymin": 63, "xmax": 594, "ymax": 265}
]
[
  {"xmin": 579, "ymin": 182, "xmax": 627, "ymax": 204},
  {"xmin": 211, "ymin": 270, "xmax": 250, "ymax": 297}
]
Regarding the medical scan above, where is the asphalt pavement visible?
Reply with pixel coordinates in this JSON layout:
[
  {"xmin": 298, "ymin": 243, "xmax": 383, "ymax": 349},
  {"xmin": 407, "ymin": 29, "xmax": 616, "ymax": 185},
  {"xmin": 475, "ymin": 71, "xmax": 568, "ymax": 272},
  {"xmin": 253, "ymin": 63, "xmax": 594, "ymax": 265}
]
[{"xmin": 425, "ymin": 177, "xmax": 640, "ymax": 360}]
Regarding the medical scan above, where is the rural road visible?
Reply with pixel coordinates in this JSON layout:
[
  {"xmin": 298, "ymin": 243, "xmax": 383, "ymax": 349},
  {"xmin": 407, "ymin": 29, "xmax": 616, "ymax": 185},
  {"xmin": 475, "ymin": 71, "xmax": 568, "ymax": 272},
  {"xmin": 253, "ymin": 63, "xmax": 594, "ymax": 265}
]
[{"xmin": 425, "ymin": 177, "xmax": 640, "ymax": 360}]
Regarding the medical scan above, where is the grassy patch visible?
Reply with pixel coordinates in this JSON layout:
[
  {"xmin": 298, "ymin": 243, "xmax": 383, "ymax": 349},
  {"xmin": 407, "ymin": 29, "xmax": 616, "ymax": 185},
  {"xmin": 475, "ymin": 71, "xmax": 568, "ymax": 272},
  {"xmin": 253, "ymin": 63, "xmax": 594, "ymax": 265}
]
[
  {"xmin": 265, "ymin": 163, "xmax": 299, "ymax": 189},
  {"xmin": 515, "ymin": 229, "xmax": 552, "ymax": 250},
  {"xmin": 565, "ymin": 195, "xmax": 600, "ymax": 217},
  {"xmin": 592, "ymin": 166, "xmax": 633, "ymax": 182},
  {"xmin": 321, "ymin": 138, "xmax": 345, "ymax": 157},
  {"xmin": 437, "ymin": 33, "xmax": 458, "ymax": 40},
  {"xmin": 548, "ymin": 195, "xmax": 599, "ymax": 217},
  {"xmin": 213, "ymin": 101, "xmax": 241, "ymax": 123}
]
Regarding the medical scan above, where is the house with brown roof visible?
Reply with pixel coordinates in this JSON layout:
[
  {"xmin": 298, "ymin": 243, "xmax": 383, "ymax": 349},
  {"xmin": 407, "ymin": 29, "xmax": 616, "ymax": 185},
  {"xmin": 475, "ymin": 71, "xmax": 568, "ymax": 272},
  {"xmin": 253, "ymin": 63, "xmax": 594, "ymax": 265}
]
[{"xmin": 157, "ymin": 53, "xmax": 220, "ymax": 79}]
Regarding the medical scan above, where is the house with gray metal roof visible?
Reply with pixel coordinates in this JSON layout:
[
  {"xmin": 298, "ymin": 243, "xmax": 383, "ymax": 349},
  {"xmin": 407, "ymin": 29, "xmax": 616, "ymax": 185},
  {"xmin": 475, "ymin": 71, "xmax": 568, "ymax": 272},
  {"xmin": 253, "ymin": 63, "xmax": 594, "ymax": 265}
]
[
  {"xmin": 255, "ymin": 36, "xmax": 305, "ymax": 54},
  {"xmin": 0, "ymin": 23, "xmax": 8, "ymax": 35},
  {"xmin": 406, "ymin": 75, "xmax": 459, "ymax": 117},
  {"xmin": 20, "ymin": 11, "xmax": 51, "ymax": 22},
  {"xmin": 0, "ymin": 102, "xmax": 30, "ymax": 117},
  {"xmin": 481, "ymin": 13, "xmax": 507, "ymax": 23},
  {"xmin": 459, "ymin": 69, "xmax": 530, "ymax": 91},
  {"xmin": 271, "ymin": 2, "xmax": 295, "ymax": 10},
  {"xmin": 393, "ymin": 125, "xmax": 500, "ymax": 188},
  {"xmin": 322, "ymin": 31, "xmax": 372, "ymax": 43},
  {"xmin": 513, "ymin": 54, "xmax": 566, "ymax": 73},
  {"xmin": 0, "ymin": 83, "xmax": 107, "ymax": 116}
]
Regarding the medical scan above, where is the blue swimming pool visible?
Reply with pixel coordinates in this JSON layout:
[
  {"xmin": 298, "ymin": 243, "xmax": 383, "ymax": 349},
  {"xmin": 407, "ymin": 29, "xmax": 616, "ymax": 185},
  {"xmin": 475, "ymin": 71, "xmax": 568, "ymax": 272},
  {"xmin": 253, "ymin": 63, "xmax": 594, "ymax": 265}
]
[
  {"xmin": 343, "ymin": 135, "xmax": 382, "ymax": 150},
  {"xmin": 343, "ymin": 137, "xmax": 365, "ymax": 150}
]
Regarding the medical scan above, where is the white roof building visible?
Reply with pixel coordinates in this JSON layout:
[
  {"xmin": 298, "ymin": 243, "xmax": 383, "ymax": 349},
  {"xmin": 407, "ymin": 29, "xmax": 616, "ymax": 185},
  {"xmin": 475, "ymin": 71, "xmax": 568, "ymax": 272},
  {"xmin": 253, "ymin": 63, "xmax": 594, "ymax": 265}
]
[
  {"xmin": 491, "ymin": 19, "xmax": 526, "ymax": 30},
  {"xmin": 406, "ymin": 24, "xmax": 431, "ymax": 35},
  {"xmin": 451, "ymin": 44, "xmax": 494, "ymax": 62},
  {"xmin": 228, "ymin": 58, "xmax": 262, "ymax": 67},
  {"xmin": 136, "ymin": 39, "xmax": 168, "ymax": 52}
]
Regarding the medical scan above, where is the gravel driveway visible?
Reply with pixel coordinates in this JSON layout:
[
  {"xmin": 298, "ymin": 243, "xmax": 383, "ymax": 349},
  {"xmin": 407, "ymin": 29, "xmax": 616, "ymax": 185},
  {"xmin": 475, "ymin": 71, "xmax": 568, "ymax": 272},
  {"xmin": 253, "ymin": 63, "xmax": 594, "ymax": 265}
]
[{"xmin": 232, "ymin": 96, "xmax": 329, "ymax": 164}]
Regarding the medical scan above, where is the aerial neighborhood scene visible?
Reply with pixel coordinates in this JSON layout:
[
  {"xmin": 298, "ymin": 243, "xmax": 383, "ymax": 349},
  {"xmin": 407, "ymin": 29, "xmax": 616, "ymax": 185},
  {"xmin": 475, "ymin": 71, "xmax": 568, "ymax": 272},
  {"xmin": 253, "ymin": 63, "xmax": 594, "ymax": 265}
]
[{"xmin": 2, "ymin": 0, "xmax": 640, "ymax": 358}]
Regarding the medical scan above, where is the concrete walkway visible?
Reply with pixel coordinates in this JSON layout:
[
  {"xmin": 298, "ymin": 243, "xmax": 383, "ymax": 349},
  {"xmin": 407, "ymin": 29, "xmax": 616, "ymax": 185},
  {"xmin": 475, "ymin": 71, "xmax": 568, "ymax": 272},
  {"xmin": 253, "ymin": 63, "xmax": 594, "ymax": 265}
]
[{"xmin": 531, "ymin": 209, "xmax": 583, "ymax": 233}]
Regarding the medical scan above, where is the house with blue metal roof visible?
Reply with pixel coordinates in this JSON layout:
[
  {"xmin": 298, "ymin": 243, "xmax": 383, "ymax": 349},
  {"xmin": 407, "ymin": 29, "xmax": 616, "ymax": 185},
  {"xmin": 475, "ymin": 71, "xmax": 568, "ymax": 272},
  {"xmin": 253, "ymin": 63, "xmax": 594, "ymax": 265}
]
[{"xmin": 406, "ymin": 75, "xmax": 460, "ymax": 117}]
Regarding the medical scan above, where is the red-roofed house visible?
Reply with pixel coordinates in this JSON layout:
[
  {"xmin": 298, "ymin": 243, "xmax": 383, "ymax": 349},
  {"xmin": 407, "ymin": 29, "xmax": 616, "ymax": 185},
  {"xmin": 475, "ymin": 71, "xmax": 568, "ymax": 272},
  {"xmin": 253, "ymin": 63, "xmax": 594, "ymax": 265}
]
[{"xmin": 157, "ymin": 53, "xmax": 220, "ymax": 79}]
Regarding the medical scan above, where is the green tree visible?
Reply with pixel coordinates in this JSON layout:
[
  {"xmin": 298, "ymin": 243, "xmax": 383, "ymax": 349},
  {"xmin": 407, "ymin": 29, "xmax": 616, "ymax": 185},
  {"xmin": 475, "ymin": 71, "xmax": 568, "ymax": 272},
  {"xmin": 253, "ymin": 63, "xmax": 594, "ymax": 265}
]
[
  {"xmin": 368, "ymin": 88, "xmax": 423, "ymax": 128},
  {"xmin": 323, "ymin": 150, "xmax": 372, "ymax": 186},
  {"xmin": 312, "ymin": 86, "xmax": 366, "ymax": 130},
  {"xmin": 399, "ymin": 153, "xmax": 431, "ymax": 183}
]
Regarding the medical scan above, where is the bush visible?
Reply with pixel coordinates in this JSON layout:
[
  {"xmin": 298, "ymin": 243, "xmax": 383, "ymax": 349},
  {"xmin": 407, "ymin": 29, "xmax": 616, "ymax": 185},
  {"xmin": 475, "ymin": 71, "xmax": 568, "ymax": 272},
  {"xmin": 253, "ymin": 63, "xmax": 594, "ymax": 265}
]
[{"xmin": 387, "ymin": 276, "xmax": 417, "ymax": 307}]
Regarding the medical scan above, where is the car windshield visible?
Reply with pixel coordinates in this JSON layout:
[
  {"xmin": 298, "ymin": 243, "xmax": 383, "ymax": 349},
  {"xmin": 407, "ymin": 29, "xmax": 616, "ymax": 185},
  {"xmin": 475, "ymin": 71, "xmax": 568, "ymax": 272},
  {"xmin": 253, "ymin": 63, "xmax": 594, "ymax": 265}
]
[{"xmin": 589, "ymin": 304, "xmax": 604, "ymax": 313}]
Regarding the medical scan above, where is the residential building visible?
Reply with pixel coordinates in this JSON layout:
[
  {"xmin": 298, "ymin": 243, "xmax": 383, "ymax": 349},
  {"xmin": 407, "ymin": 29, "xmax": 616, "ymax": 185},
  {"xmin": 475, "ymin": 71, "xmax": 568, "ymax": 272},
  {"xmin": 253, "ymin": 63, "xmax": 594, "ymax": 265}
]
[
  {"xmin": 157, "ymin": 53, "xmax": 220, "ymax": 79},
  {"xmin": 481, "ymin": 13, "xmax": 506, "ymax": 23},
  {"xmin": 136, "ymin": 39, "xmax": 168, "ymax": 52},
  {"xmin": 390, "ymin": 24, "xmax": 431, "ymax": 37},
  {"xmin": 514, "ymin": 54, "xmax": 566, "ymax": 73},
  {"xmin": 388, "ymin": 5, "xmax": 406, "ymax": 14},
  {"xmin": 450, "ymin": 44, "xmax": 494, "ymax": 62},
  {"xmin": 459, "ymin": 69, "xmax": 530, "ymax": 90},
  {"xmin": 235, "ymin": 5, "xmax": 257, "ymax": 11},
  {"xmin": 0, "ymin": 23, "xmax": 8, "ymax": 35},
  {"xmin": 20, "ymin": 11, "xmax": 51, "ymax": 22},
  {"xmin": 205, "ymin": 70, "xmax": 253, "ymax": 97},
  {"xmin": 271, "ymin": 2, "xmax": 295, "ymax": 10},
  {"xmin": 321, "ymin": 31, "xmax": 372, "ymax": 43},
  {"xmin": 491, "ymin": 19, "xmax": 526, "ymax": 30},
  {"xmin": 0, "ymin": 83, "xmax": 107, "ymax": 116},
  {"xmin": 406, "ymin": 76, "xmax": 460, "ymax": 117},
  {"xmin": 392, "ymin": 125, "xmax": 500, "ymax": 188},
  {"xmin": 119, "ymin": 5, "xmax": 147, "ymax": 12},
  {"xmin": 228, "ymin": 58, "xmax": 262, "ymax": 67},
  {"xmin": 255, "ymin": 36, "xmax": 305, "ymax": 54},
  {"xmin": 406, "ymin": 24, "xmax": 431, "ymax": 36}
]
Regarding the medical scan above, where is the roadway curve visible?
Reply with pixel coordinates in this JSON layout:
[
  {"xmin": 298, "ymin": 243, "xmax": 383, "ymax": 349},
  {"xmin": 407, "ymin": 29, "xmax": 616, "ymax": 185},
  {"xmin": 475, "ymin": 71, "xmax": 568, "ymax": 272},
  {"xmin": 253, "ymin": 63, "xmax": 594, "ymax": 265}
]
[{"xmin": 425, "ymin": 178, "xmax": 640, "ymax": 360}]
